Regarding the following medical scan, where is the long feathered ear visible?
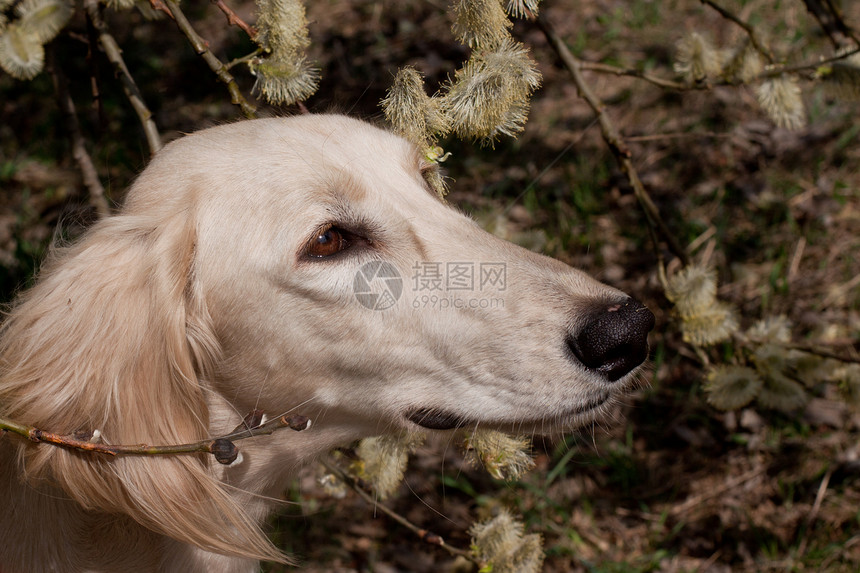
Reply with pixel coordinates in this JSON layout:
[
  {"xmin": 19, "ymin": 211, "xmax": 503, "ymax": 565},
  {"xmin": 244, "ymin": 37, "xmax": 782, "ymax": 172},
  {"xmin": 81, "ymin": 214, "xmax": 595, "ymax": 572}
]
[{"xmin": 0, "ymin": 207, "xmax": 286, "ymax": 563}]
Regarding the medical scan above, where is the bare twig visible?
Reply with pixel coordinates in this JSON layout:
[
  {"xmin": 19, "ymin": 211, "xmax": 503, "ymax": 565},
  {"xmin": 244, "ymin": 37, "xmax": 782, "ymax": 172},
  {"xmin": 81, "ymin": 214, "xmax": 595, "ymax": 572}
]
[
  {"xmin": 796, "ymin": 466, "xmax": 833, "ymax": 557},
  {"xmin": 84, "ymin": 0, "xmax": 162, "ymax": 155},
  {"xmin": 0, "ymin": 411, "xmax": 310, "ymax": 464},
  {"xmin": 801, "ymin": 0, "xmax": 860, "ymax": 49},
  {"xmin": 536, "ymin": 15, "xmax": 690, "ymax": 266},
  {"xmin": 210, "ymin": 0, "xmax": 257, "ymax": 39},
  {"xmin": 320, "ymin": 458, "xmax": 483, "ymax": 567},
  {"xmin": 744, "ymin": 337, "xmax": 860, "ymax": 364},
  {"xmin": 577, "ymin": 60, "xmax": 692, "ymax": 90},
  {"xmin": 576, "ymin": 46, "xmax": 860, "ymax": 91},
  {"xmin": 778, "ymin": 46, "xmax": 860, "ymax": 77},
  {"xmin": 670, "ymin": 466, "xmax": 767, "ymax": 516},
  {"xmin": 700, "ymin": 0, "xmax": 775, "ymax": 63},
  {"xmin": 162, "ymin": 0, "xmax": 257, "ymax": 119},
  {"xmin": 47, "ymin": 47, "xmax": 111, "ymax": 217},
  {"xmin": 819, "ymin": 533, "xmax": 860, "ymax": 570},
  {"xmin": 226, "ymin": 47, "xmax": 264, "ymax": 71}
]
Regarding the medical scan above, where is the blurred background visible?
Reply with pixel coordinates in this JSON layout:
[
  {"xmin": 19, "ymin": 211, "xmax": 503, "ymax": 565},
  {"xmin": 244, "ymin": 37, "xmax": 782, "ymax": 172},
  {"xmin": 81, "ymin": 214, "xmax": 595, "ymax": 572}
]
[{"xmin": 1, "ymin": 1, "xmax": 859, "ymax": 571}]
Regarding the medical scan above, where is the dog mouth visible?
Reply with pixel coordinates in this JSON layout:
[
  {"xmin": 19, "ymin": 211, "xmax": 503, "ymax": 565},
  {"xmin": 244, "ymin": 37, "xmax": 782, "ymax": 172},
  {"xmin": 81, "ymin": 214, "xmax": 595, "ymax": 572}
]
[{"xmin": 405, "ymin": 392, "xmax": 612, "ymax": 431}]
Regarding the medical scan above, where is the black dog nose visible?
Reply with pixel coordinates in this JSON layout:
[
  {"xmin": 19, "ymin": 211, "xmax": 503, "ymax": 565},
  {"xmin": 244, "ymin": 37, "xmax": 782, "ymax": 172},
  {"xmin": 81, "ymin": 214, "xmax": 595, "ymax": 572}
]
[{"xmin": 567, "ymin": 298, "xmax": 655, "ymax": 382}]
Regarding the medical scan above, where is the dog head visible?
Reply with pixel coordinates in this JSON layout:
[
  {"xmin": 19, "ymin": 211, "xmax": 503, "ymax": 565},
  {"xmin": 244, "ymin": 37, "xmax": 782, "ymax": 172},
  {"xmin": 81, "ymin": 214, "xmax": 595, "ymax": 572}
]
[
  {"xmin": 0, "ymin": 114, "xmax": 652, "ymax": 566},
  {"xmin": 135, "ymin": 114, "xmax": 654, "ymax": 436}
]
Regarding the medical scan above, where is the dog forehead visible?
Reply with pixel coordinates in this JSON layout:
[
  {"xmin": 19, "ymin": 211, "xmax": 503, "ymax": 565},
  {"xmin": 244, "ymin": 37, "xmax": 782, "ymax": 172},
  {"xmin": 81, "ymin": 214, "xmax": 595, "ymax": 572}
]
[
  {"xmin": 127, "ymin": 115, "xmax": 429, "ymax": 222},
  {"xmin": 214, "ymin": 115, "xmax": 413, "ymax": 164},
  {"xmin": 171, "ymin": 115, "xmax": 418, "ymax": 184}
]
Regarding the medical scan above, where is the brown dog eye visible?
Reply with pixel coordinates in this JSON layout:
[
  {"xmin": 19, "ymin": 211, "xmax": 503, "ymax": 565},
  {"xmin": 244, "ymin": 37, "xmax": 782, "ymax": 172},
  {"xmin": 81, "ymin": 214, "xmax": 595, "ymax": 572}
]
[{"xmin": 306, "ymin": 226, "xmax": 346, "ymax": 258}]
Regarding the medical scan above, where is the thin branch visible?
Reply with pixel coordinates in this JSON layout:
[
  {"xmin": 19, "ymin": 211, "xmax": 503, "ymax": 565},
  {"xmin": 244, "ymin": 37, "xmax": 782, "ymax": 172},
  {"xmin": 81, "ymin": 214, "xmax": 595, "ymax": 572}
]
[
  {"xmin": 742, "ymin": 337, "xmax": 860, "ymax": 364},
  {"xmin": 320, "ymin": 458, "xmax": 483, "ymax": 567},
  {"xmin": 699, "ymin": 0, "xmax": 775, "ymax": 63},
  {"xmin": 150, "ymin": 0, "xmax": 172, "ymax": 17},
  {"xmin": 803, "ymin": 0, "xmax": 844, "ymax": 49},
  {"xmin": 161, "ymin": 0, "xmax": 257, "ymax": 119},
  {"xmin": 577, "ymin": 46, "xmax": 860, "ymax": 92},
  {"xmin": 796, "ymin": 466, "xmax": 833, "ymax": 557},
  {"xmin": 577, "ymin": 60, "xmax": 692, "ymax": 90},
  {"xmin": 226, "ymin": 47, "xmax": 264, "ymax": 71},
  {"xmin": 536, "ymin": 15, "xmax": 690, "ymax": 267},
  {"xmin": 210, "ymin": 0, "xmax": 257, "ymax": 39},
  {"xmin": 778, "ymin": 46, "xmax": 860, "ymax": 77},
  {"xmin": 669, "ymin": 465, "xmax": 767, "ymax": 516},
  {"xmin": 84, "ymin": 0, "xmax": 162, "ymax": 155},
  {"xmin": 47, "ymin": 47, "xmax": 111, "ymax": 217},
  {"xmin": 0, "ymin": 411, "xmax": 310, "ymax": 464},
  {"xmin": 824, "ymin": 0, "xmax": 860, "ymax": 46},
  {"xmin": 626, "ymin": 131, "xmax": 732, "ymax": 143},
  {"xmin": 801, "ymin": 0, "xmax": 860, "ymax": 50}
]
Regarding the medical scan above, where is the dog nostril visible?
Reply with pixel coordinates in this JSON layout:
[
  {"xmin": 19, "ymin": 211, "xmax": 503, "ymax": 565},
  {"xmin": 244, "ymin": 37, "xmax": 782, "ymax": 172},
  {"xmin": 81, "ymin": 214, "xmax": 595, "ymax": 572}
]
[{"xmin": 568, "ymin": 298, "xmax": 656, "ymax": 382}]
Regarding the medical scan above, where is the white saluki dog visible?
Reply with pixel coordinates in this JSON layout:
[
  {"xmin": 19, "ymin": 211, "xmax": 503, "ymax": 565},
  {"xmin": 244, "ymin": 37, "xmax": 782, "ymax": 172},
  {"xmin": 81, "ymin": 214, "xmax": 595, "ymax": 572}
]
[{"xmin": 0, "ymin": 114, "xmax": 654, "ymax": 572}]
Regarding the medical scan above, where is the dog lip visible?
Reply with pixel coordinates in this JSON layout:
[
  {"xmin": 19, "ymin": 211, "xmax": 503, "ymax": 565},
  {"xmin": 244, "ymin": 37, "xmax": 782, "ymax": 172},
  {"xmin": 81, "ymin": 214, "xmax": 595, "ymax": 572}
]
[
  {"xmin": 405, "ymin": 392, "xmax": 612, "ymax": 431},
  {"xmin": 405, "ymin": 408, "xmax": 464, "ymax": 430},
  {"xmin": 565, "ymin": 392, "xmax": 611, "ymax": 415}
]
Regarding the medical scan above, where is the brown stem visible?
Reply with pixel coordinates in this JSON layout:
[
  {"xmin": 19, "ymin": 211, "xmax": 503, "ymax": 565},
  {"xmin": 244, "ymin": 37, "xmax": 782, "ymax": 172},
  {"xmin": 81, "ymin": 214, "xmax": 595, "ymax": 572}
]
[
  {"xmin": 162, "ymin": 0, "xmax": 257, "ymax": 119},
  {"xmin": 577, "ymin": 60, "xmax": 692, "ymax": 90},
  {"xmin": 47, "ymin": 47, "xmax": 111, "ymax": 217},
  {"xmin": 225, "ymin": 48, "xmax": 264, "ymax": 71},
  {"xmin": 778, "ymin": 46, "xmax": 860, "ymax": 77},
  {"xmin": 320, "ymin": 458, "xmax": 483, "ymax": 566},
  {"xmin": 210, "ymin": 0, "xmax": 257, "ymax": 39},
  {"xmin": 699, "ymin": 0, "xmax": 775, "ymax": 63},
  {"xmin": 796, "ymin": 466, "xmax": 833, "ymax": 557},
  {"xmin": 579, "ymin": 46, "xmax": 860, "ymax": 90},
  {"xmin": 84, "ymin": 0, "xmax": 162, "ymax": 155},
  {"xmin": 742, "ymin": 336, "xmax": 860, "ymax": 364},
  {"xmin": 801, "ymin": 0, "xmax": 860, "ymax": 49},
  {"xmin": 536, "ymin": 15, "xmax": 690, "ymax": 266},
  {"xmin": 1, "ymin": 413, "xmax": 310, "ymax": 462}
]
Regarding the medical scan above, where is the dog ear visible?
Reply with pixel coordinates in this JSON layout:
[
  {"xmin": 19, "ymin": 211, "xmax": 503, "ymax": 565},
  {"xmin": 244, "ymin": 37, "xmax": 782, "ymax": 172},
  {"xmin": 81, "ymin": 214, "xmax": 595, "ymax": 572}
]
[{"xmin": 0, "ymin": 208, "xmax": 286, "ymax": 563}]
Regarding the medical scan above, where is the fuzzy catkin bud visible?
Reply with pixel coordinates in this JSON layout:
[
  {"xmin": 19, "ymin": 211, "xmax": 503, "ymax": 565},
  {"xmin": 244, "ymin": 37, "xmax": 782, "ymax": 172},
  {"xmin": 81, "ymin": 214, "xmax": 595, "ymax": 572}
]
[
  {"xmin": 102, "ymin": 0, "xmax": 136, "ymax": 11},
  {"xmin": 441, "ymin": 38, "xmax": 541, "ymax": 145},
  {"xmin": 721, "ymin": 39, "xmax": 764, "ymax": 84},
  {"xmin": 666, "ymin": 265, "xmax": 738, "ymax": 346},
  {"xmin": 16, "ymin": 0, "xmax": 72, "ymax": 43},
  {"xmin": 674, "ymin": 32, "xmax": 723, "ymax": 83},
  {"xmin": 463, "ymin": 429, "xmax": 535, "ymax": 481},
  {"xmin": 353, "ymin": 432, "xmax": 425, "ymax": 500},
  {"xmin": 756, "ymin": 75, "xmax": 806, "ymax": 130},
  {"xmin": 252, "ymin": 0, "xmax": 319, "ymax": 105},
  {"xmin": 747, "ymin": 315, "xmax": 792, "ymax": 343},
  {"xmin": 255, "ymin": 0, "xmax": 310, "ymax": 55},
  {"xmin": 252, "ymin": 56, "xmax": 319, "ymax": 106},
  {"xmin": 470, "ymin": 509, "xmax": 544, "ymax": 573},
  {"xmin": 704, "ymin": 365, "xmax": 763, "ymax": 411},
  {"xmin": 753, "ymin": 344, "xmax": 808, "ymax": 412},
  {"xmin": 505, "ymin": 0, "xmax": 540, "ymax": 18},
  {"xmin": 680, "ymin": 301, "xmax": 738, "ymax": 346},
  {"xmin": 452, "ymin": 0, "xmax": 511, "ymax": 50},
  {"xmin": 0, "ymin": 23, "xmax": 45, "ymax": 80},
  {"xmin": 665, "ymin": 265, "xmax": 717, "ymax": 316},
  {"xmin": 381, "ymin": 66, "xmax": 450, "ymax": 148}
]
